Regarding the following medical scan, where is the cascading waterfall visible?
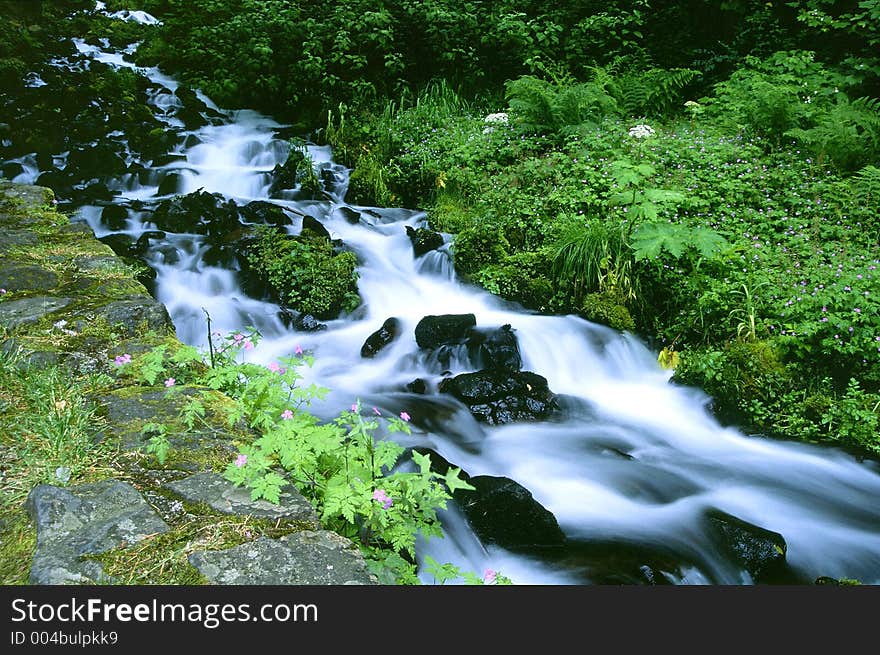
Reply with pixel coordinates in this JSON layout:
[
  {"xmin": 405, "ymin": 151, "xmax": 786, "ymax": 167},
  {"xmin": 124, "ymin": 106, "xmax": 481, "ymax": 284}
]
[{"xmin": 11, "ymin": 4, "xmax": 880, "ymax": 585}]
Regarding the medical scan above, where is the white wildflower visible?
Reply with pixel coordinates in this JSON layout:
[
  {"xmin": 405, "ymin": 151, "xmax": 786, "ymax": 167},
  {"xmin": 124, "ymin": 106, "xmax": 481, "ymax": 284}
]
[
  {"xmin": 52, "ymin": 319, "xmax": 78, "ymax": 336},
  {"xmin": 628, "ymin": 124, "xmax": 656, "ymax": 139},
  {"xmin": 484, "ymin": 112, "xmax": 509, "ymax": 124}
]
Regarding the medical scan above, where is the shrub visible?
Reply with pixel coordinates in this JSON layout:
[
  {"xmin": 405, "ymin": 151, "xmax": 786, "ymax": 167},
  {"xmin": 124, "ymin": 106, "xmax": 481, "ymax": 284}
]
[{"xmin": 246, "ymin": 228, "xmax": 360, "ymax": 319}]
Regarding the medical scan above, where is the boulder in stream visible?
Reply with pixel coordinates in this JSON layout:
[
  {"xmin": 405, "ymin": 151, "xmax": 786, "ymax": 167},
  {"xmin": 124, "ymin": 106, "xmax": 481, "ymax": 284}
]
[
  {"xmin": 705, "ymin": 510, "xmax": 790, "ymax": 583},
  {"xmin": 405, "ymin": 225, "xmax": 444, "ymax": 257},
  {"xmin": 361, "ymin": 317, "xmax": 401, "ymax": 358},
  {"xmin": 414, "ymin": 313, "xmax": 476, "ymax": 349},
  {"xmin": 438, "ymin": 369, "xmax": 557, "ymax": 425}
]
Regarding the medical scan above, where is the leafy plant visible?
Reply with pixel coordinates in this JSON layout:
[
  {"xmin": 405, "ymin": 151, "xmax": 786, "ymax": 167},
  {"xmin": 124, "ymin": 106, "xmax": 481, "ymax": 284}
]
[
  {"xmin": 552, "ymin": 218, "xmax": 635, "ymax": 304},
  {"xmin": 630, "ymin": 222, "xmax": 729, "ymax": 262}
]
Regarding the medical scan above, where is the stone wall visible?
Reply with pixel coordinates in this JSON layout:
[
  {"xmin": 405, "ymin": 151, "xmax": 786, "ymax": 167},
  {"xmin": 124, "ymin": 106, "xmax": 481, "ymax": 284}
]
[{"xmin": 0, "ymin": 181, "xmax": 376, "ymax": 585}]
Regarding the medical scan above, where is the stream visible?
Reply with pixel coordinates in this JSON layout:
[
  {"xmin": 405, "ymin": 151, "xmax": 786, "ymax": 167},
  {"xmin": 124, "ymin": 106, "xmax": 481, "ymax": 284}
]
[{"xmin": 5, "ymin": 5, "xmax": 880, "ymax": 585}]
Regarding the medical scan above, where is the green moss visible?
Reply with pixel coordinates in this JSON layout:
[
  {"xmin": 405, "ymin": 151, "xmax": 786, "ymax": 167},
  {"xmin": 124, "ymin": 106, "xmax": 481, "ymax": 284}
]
[
  {"xmin": 428, "ymin": 190, "xmax": 476, "ymax": 234},
  {"xmin": 0, "ymin": 511, "xmax": 36, "ymax": 585},
  {"xmin": 346, "ymin": 155, "xmax": 398, "ymax": 207},
  {"xmin": 246, "ymin": 227, "xmax": 360, "ymax": 320},
  {"xmin": 580, "ymin": 291, "xmax": 636, "ymax": 332}
]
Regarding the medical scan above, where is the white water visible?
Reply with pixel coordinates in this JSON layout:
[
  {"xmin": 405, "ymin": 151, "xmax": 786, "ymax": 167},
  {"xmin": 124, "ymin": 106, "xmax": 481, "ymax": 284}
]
[{"xmin": 25, "ymin": 14, "xmax": 880, "ymax": 584}]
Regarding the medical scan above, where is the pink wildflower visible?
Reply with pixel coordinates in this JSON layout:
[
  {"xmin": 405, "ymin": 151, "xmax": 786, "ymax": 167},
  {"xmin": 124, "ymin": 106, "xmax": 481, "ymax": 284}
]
[
  {"xmin": 399, "ymin": 411, "xmax": 411, "ymax": 422},
  {"xmin": 281, "ymin": 409, "xmax": 293, "ymax": 420},
  {"xmin": 234, "ymin": 454, "xmax": 247, "ymax": 468},
  {"xmin": 372, "ymin": 488, "xmax": 393, "ymax": 510},
  {"xmin": 164, "ymin": 377, "xmax": 175, "ymax": 387}
]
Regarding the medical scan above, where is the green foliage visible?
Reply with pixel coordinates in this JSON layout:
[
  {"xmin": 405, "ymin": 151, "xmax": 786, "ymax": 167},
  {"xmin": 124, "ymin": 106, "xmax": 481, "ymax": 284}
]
[
  {"xmin": 552, "ymin": 218, "xmax": 635, "ymax": 305},
  {"xmin": 580, "ymin": 291, "xmax": 635, "ymax": 331},
  {"xmin": 505, "ymin": 75, "xmax": 618, "ymax": 134},
  {"xmin": 630, "ymin": 222, "xmax": 729, "ymax": 262},
  {"xmin": 422, "ymin": 556, "xmax": 512, "ymax": 585},
  {"xmin": 246, "ymin": 227, "xmax": 360, "ymax": 320},
  {"xmin": 788, "ymin": 95, "xmax": 880, "ymax": 171},
  {"xmin": 112, "ymin": 329, "xmax": 490, "ymax": 583},
  {"xmin": 453, "ymin": 223, "xmax": 510, "ymax": 277},
  {"xmin": 604, "ymin": 67, "xmax": 701, "ymax": 117},
  {"xmin": 142, "ymin": 422, "xmax": 170, "ymax": 465},
  {"xmin": 473, "ymin": 251, "xmax": 556, "ymax": 312}
]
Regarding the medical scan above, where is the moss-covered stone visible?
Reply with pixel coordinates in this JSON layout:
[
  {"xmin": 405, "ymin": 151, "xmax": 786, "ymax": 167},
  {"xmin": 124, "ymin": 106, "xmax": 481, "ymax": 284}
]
[
  {"xmin": 580, "ymin": 291, "xmax": 636, "ymax": 332},
  {"xmin": 244, "ymin": 227, "xmax": 360, "ymax": 320}
]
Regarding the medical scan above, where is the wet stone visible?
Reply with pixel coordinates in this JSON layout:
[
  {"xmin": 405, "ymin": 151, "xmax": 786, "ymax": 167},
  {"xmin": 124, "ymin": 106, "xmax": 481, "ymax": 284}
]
[
  {"xmin": 188, "ymin": 531, "xmax": 378, "ymax": 585},
  {"xmin": 25, "ymin": 480, "xmax": 169, "ymax": 585},
  {"xmin": 0, "ymin": 264, "xmax": 58, "ymax": 292},
  {"xmin": 0, "ymin": 228, "xmax": 39, "ymax": 254},
  {"xmin": 88, "ymin": 295, "xmax": 174, "ymax": 337},
  {"xmin": 0, "ymin": 296, "xmax": 72, "ymax": 331},
  {"xmin": 165, "ymin": 472, "xmax": 318, "ymax": 525}
]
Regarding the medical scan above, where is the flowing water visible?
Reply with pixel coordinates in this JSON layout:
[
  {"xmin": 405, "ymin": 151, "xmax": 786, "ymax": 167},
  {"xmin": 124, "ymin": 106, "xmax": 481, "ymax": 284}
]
[{"xmin": 8, "ymin": 6, "xmax": 880, "ymax": 584}]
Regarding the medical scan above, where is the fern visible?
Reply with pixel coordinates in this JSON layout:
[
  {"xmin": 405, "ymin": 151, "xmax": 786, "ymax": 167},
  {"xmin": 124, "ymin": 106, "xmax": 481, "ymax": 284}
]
[
  {"xmin": 789, "ymin": 95, "xmax": 880, "ymax": 171},
  {"xmin": 606, "ymin": 67, "xmax": 701, "ymax": 117},
  {"xmin": 505, "ymin": 75, "xmax": 618, "ymax": 134},
  {"xmin": 853, "ymin": 165, "xmax": 880, "ymax": 202}
]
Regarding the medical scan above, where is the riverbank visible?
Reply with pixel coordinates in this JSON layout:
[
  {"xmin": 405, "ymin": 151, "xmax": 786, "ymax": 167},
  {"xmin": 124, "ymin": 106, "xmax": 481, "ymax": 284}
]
[{"xmin": 0, "ymin": 180, "xmax": 377, "ymax": 585}]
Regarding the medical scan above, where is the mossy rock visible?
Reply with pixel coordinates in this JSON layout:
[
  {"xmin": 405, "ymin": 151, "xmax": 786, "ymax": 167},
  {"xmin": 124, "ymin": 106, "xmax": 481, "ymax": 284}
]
[
  {"xmin": 244, "ymin": 227, "xmax": 360, "ymax": 320},
  {"xmin": 580, "ymin": 291, "xmax": 636, "ymax": 332}
]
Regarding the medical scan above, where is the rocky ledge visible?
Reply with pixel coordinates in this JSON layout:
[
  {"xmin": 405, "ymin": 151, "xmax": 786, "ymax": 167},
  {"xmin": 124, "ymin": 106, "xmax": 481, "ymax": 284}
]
[{"xmin": 0, "ymin": 181, "xmax": 376, "ymax": 585}]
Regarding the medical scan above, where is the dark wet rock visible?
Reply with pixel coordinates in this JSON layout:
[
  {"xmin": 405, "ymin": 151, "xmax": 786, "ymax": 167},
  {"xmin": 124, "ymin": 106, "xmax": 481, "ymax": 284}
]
[
  {"xmin": 35, "ymin": 169, "xmax": 72, "ymax": 198},
  {"xmin": 67, "ymin": 144, "xmax": 127, "ymax": 179},
  {"xmin": 83, "ymin": 295, "xmax": 173, "ymax": 338},
  {"xmin": 239, "ymin": 200, "xmax": 289, "ymax": 227},
  {"xmin": 406, "ymin": 378, "xmax": 428, "ymax": 394},
  {"xmin": 455, "ymin": 476, "xmax": 565, "ymax": 549},
  {"xmin": 165, "ymin": 473, "xmax": 318, "ymax": 525},
  {"xmin": 319, "ymin": 166, "xmax": 343, "ymax": 194},
  {"xmin": 414, "ymin": 313, "xmax": 477, "ymax": 349},
  {"xmin": 151, "ymin": 190, "xmax": 240, "ymax": 235},
  {"xmin": 268, "ymin": 149, "xmax": 304, "ymax": 196},
  {"xmin": 0, "ymin": 264, "xmax": 58, "ymax": 293},
  {"xmin": 468, "ymin": 324, "xmax": 522, "ymax": 372},
  {"xmin": 100, "ymin": 203, "xmax": 129, "ymax": 230},
  {"xmin": 334, "ymin": 206, "xmax": 362, "ymax": 224},
  {"xmin": 188, "ymin": 531, "xmax": 378, "ymax": 585},
  {"xmin": 201, "ymin": 245, "xmax": 238, "ymax": 268},
  {"xmin": 0, "ymin": 296, "xmax": 72, "ymax": 331},
  {"xmin": 156, "ymin": 172, "xmax": 181, "ymax": 196},
  {"xmin": 438, "ymin": 369, "xmax": 557, "ymax": 425},
  {"xmin": 405, "ymin": 225, "xmax": 444, "ymax": 257},
  {"xmin": 173, "ymin": 86, "xmax": 209, "ymax": 130},
  {"xmin": 134, "ymin": 230, "xmax": 167, "ymax": 255},
  {"xmin": 292, "ymin": 313, "xmax": 327, "ymax": 332},
  {"xmin": 77, "ymin": 181, "xmax": 115, "ymax": 204},
  {"xmin": 361, "ymin": 317, "xmax": 401, "ymax": 358},
  {"xmin": 2, "ymin": 161, "xmax": 24, "ymax": 180},
  {"xmin": 408, "ymin": 448, "xmax": 564, "ymax": 549},
  {"xmin": 705, "ymin": 511, "xmax": 789, "ymax": 583},
  {"xmin": 301, "ymin": 214, "xmax": 331, "ymax": 240},
  {"xmin": 25, "ymin": 480, "xmax": 170, "ymax": 585}
]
